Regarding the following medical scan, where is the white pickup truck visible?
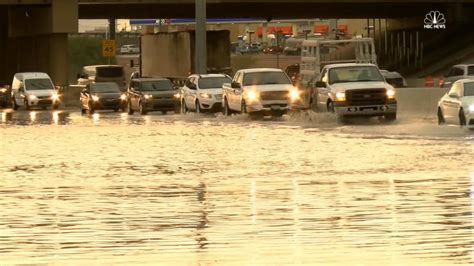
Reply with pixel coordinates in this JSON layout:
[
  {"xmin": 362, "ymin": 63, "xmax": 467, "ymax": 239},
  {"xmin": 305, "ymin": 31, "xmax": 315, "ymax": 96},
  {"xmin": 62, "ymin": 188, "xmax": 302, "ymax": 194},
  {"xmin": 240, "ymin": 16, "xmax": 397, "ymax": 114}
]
[
  {"xmin": 314, "ymin": 63, "xmax": 397, "ymax": 120},
  {"xmin": 222, "ymin": 68, "xmax": 301, "ymax": 118}
]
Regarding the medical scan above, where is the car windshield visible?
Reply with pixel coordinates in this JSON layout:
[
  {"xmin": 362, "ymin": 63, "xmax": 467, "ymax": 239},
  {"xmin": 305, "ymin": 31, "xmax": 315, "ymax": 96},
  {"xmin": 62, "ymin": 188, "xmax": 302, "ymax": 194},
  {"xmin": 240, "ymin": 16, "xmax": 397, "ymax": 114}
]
[
  {"xmin": 140, "ymin": 80, "xmax": 172, "ymax": 91},
  {"xmin": 468, "ymin": 66, "xmax": 474, "ymax": 75},
  {"xmin": 90, "ymin": 83, "xmax": 120, "ymax": 93},
  {"xmin": 464, "ymin": 82, "xmax": 474, "ymax": 96},
  {"xmin": 243, "ymin": 72, "xmax": 291, "ymax": 86},
  {"xmin": 25, "ymin": 79, "xmax": 54, "ymax": 90},
  {"xmin": 198, "ymin": 77, "xmax": 231, "ymax": 89},
  {"xmin": 328, "ymin": 66, "xmax": 384, "ymax": 84}
]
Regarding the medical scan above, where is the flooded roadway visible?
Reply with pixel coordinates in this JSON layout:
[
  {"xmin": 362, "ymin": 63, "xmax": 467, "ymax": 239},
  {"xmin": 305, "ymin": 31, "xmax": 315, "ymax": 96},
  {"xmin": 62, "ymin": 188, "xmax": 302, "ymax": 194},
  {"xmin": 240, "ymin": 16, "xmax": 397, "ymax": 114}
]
[{"xmin": 1, "ymin": 104, "xmax": 473, "ymax": 264}]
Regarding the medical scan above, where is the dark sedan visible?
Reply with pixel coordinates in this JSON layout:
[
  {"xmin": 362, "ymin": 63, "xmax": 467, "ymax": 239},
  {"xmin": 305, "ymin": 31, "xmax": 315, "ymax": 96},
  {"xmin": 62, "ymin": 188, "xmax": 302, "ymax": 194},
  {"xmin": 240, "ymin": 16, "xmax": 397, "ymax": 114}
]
[
  {"xmin": 80, "ymin": 82, "xmax": 127, "ymax": 114},
  {"xmin": 0, "ymin": 83, "xmax": 10, "ymax": 108},
  {"xmin": 127, "ymin": 78, "xmax": 180, "ymax": 115}
]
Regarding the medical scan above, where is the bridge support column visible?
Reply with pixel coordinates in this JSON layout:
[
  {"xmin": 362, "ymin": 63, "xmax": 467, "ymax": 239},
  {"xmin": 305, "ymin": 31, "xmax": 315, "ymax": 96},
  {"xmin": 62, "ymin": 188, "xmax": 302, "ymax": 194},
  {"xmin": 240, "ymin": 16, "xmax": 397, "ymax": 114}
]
[{"xmin": 2, "ymin": 0, "xmax": 77, "ymax": 86}]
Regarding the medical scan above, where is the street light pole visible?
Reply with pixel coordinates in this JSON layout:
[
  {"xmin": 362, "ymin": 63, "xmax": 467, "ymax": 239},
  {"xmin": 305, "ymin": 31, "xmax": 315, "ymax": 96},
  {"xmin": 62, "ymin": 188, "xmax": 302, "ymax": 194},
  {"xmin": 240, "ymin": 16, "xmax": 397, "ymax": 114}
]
[{"xmin": 195, "ymin": 0, "xmax": 207, "ymax": 74}]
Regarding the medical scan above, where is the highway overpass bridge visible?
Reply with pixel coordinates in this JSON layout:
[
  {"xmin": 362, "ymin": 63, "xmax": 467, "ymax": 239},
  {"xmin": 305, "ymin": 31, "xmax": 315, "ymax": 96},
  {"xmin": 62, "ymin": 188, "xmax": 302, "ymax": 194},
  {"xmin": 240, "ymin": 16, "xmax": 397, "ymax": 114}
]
[{"xmin": 0, "ymin": 0, "xmax": 472, "ymax": 84}]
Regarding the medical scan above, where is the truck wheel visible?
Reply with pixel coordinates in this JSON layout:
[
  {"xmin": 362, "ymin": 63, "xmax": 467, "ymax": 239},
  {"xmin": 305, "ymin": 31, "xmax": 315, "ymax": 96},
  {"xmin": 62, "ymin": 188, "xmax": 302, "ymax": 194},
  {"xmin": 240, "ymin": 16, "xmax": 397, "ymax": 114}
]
[
  {"xmin": 459, "ymin": 109, "xmax": 466, "ymax": 126},
  {"xmin": 223, "ymin": 99, "xmax": 231, "ymax": 116},
  {"xmin": 384, "ymin": 113, "xmax": 397, "ymax": 121},
  {"xmin": 81, "ymin": 107, "xmax": 86, "ymax": 115},
  {"xmin": 128, "ymin": 101, "xmax": 134, "ymax": 115},
  {"xmin": 89, "ymin": 102, "xmax": 95, "ymax": 114},
  {"xmin": 327, "ymin": 101, "xmax": 335, "ymax": 113},
  {"xmin": 249, "ymin": 112, "xmax": 263, "ymax": 120},
  {"xmin": 241, "ymin": 101, "xmax": 247, "ymax": 114},
  {"xmin": 437, "ymin": 108, "xmax": 445, "ymax": 125}
]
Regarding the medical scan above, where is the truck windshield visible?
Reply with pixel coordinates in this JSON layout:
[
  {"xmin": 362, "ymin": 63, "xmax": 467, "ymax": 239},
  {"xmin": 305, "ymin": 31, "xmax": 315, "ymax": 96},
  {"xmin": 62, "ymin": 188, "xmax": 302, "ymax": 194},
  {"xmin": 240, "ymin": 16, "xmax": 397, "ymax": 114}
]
[
  {"xmin": 97, "ymin": 67, "xmax": 124, "ymax": 78},
  {"xmin": 140, "ymin": 80, "xmax": 172, "ymax": 91},
  {"xmin": 329, "ymin": 66, "xmax": 384, "ymax": 84},
  {"xmin": 25, "ymin": 79, "xmax": 54, "ymax": 90},
  {"xmin": 243, "ymin": 72, "xmax": 291, "ymax": 86},
  {"xmin": 464, "ymin": 82, "xmax": 474, "ymax": 96},
  {"xmin": 198, "ymin": 77, "xmax": 231, "ymax": 89},
  {"xmin": 91, "ymin": 83, "xmax": 120, "ymax": 93}
]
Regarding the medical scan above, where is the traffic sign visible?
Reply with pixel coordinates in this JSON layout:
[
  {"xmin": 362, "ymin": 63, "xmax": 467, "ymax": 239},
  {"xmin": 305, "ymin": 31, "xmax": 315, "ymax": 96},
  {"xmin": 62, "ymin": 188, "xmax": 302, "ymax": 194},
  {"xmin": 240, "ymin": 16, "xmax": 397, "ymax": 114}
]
[{"xmin": 102, "ymin": 40, "xmax": 116, "ymax": 57}]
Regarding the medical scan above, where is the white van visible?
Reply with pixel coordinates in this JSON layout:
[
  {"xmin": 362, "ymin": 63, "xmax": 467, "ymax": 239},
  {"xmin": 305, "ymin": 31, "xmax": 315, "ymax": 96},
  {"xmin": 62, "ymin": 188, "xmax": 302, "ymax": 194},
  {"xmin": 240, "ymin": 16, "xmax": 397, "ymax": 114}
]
[{"xmin": 11, "ymin": 72, "xmax": 60, "ymax": 110}]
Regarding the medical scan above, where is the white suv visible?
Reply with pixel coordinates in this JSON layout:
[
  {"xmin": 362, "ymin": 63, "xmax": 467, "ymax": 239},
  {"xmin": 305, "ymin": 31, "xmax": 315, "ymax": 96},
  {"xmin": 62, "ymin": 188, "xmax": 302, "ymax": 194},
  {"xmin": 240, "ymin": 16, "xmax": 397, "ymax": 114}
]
[
  {"xmin": 120, "ymin": 44, "xmax": 140, "ymax": 54},
  {"xmin": 181, "ymin": 74, "xmax": 231, "ymax": 113}
]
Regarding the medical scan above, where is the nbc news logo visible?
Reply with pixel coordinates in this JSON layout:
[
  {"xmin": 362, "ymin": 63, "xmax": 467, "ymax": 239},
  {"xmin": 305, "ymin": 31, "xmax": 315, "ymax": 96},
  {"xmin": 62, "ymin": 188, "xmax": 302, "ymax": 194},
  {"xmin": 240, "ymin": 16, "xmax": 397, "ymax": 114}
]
[{"xmin": 424, "ymin": 11, "xmax": 446, "ymax": 29}]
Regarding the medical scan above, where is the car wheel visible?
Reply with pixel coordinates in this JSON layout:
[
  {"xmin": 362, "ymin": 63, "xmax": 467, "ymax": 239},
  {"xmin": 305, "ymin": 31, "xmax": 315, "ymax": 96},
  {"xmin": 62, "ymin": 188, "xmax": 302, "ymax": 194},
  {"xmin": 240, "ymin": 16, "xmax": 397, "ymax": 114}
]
[
  {"xmin": 195, "ymin": 101, "xmax": 201, "ymax": 114},
  {"xmin": 114, "ymin": 108, "xmax": 119, "ymax": 112},
  {"xmin": 459, "ymin": 109, "xmax": 467, "ymax": 126},
  {"xmin": 437, "ymin": 108, "xmax": 445, "ymax": 125},
  {"xmin": 121, "ymin": 106, "xmax": 126, "ymax": 113},
  {"xmin": 81, "ymin": 107, "xmax": 86, "ymax": 115},
  {"xmin": 127, "ymin": 101, "xmax": 134, "ymax": 115},
  {"xmin": 162, "ymin": 111, "xmax": 167, "ymax": 115},
  {"xmin": 223, "ymin": 99, "xmax": 231, "ymax": 116},
  {"xmin": 241, "ymin": 101, "xmax": 247, "ymax": 114},
  {"xmin": 327, "ymin": 101, "xmax": 335, "ymax": 113},
  {"xmin": 24, "ymin": 99, "xmax": 30, "ymax": 110},
  {"xmin": 384, "ymin": 113, "xmax": 397, "ymax": 121},
  {"xmin": 181, "ymin": 100, "xmax": 188, "ymax": 114},
  {"xmin": 12, "ymin": 98, "xmax": 18, "ymax": 110},
  {"xmin": 139, "ymin": 101, "xmax": 147, "ymax": 115}
]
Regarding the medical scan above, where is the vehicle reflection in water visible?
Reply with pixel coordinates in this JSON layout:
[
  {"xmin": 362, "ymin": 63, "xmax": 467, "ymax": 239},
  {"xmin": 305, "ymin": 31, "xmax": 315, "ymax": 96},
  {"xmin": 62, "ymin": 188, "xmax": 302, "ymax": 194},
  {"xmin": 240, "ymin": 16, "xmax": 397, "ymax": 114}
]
[
  {"xmin": 0, "ymin": 110, "xmax": 71, "ymax": 125},
  {"xmin": 0, "ymin": 110, "xmax": 473, "ymax": 265}
]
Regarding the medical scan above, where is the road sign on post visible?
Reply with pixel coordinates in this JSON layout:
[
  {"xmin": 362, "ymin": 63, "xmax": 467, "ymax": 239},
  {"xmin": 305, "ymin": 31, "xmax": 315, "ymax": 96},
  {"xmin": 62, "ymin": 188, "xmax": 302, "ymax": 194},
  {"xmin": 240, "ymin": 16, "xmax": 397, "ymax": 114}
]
[{"xmin": 102, "ymin": 40, "xmax": 116, "ymax": 57}]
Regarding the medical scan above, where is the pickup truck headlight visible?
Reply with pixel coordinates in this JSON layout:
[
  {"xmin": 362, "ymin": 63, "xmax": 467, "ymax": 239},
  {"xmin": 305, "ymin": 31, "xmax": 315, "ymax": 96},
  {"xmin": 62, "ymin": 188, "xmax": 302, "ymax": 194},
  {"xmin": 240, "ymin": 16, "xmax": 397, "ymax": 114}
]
[
  {"xmin": 92, "ymin": 95, "xmax": 100, "ymax": 102},
  {"xmin": 144, "ymin": 94, "xmax": 153, "ymax": 99},
  {"xmin": 335, "ymin": 92, "xmax": 346, "ymax": 102},
  {"xmin": 469, "ymin": 105, "xmax": 474, "ymax": 113},
  {"xmin": 120, "ymin": 94, "xmax": 127, "ymax": 101},
  {"xmin": 174, "ymin": 93, "xmax": 181, "ymax": 99},
  {"xmin": 246, "ymin": 91, "xmax": 259, "ymax": 103},
  {"xmin": 0, "ymin": 88, "xmax": 7, "ymax": 93},
  {"xmin": 289, "ymin": 89, "xmax": 301, "ymax": 102},
  {"xmin": 29, "ymin": 95, "xmax": 38, "ymax": 100},
  {"xmin": 386, "ymin": 89, "xmax": 396, "ymax": 99},
  {"xmin": 199, "ymin": 93, "xmax": 212, "ymax": 99}
]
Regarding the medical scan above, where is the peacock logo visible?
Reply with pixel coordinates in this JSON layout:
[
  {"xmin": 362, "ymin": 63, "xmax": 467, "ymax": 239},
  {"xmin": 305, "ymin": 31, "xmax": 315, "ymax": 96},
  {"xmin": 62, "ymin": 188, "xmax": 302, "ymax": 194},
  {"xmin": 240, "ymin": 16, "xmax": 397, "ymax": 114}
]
[{"xmin": 424, "ymin": 11, "xmax": 446, "ymax": 29}]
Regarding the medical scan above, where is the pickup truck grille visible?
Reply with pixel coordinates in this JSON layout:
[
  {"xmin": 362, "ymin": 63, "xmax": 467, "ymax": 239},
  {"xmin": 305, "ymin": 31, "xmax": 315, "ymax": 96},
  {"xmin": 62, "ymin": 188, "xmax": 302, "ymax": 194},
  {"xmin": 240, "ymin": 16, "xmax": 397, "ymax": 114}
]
[
  {"xmin": 345, "ymin": 89, "xmax": 387, "ymax": 106},
  {"xmin": 260, "ymin": 91, "xmax": 288, "ymax": 101}
]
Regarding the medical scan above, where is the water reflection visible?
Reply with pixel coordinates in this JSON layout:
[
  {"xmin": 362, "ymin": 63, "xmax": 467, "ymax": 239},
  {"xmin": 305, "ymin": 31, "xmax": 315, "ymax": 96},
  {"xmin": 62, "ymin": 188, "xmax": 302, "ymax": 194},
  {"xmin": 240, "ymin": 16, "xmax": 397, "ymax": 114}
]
[{"xmin": 0, "ymin": 110, "xmax": 70, "ymax": 125}]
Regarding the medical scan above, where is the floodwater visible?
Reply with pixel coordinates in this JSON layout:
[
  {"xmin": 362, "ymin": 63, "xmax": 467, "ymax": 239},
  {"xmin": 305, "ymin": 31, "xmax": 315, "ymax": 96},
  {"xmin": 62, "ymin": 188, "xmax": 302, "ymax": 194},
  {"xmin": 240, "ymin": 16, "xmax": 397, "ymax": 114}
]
[{"xmin": 1, "ymin": 99, "xmax": 473, "ymax": 265}]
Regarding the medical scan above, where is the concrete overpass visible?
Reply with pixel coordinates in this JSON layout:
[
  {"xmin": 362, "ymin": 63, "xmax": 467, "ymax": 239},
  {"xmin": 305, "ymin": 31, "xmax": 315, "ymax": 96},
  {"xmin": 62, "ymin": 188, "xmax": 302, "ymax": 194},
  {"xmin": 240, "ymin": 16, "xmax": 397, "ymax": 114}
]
[{"xmin": 0, "ymin": 0, "xmax": 473, "ymax": 85}]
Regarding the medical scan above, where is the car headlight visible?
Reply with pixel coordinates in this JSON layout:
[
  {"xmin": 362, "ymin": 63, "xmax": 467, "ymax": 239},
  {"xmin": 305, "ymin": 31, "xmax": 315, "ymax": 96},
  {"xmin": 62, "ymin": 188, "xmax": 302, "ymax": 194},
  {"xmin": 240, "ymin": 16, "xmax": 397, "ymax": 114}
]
[
  {"xmin": 469, "ymin": 105, "xmax": 474, "ymax": 113},
  {"xmin": 92, "ymin": 95, "xmax": 100, "ymax": 101},
  {"xmin": 386, "ymin": 89, "xmax": 396, "ymax": 99},
  {"xmin": 0, "ymin": 88, "xmax": 6, "ymax": 93},
  {"xmin": 120, "ymin": 94, "xmax": 127, "ymax": 100},
  {"xmin": 199, "ymin": 93, "xmax": 212, "ymax": 98},
  {"xmin": 144, "ymin": 94, "xmax": 152, "ymax": 99},
  {"xmin": 29, "ymin": 95, "xmax": 37, "ymax": 100},
  {"xmin": 51, "ymin": 93, "xmax": 60, "ymax": 101},
  {"xmin": 289, "ymin": 89, "xmax": 301, "ymax": 102},
  {"xmin": 174, "ymin": 93, "xmax": 181, "ymax": 99},
  {"xmin": 335, "ymin": 92, "xmax": 346, "ymax": 102},
  {"xmin": 246, "ymin": 91, "xmax": 259, "ymax": 103}
]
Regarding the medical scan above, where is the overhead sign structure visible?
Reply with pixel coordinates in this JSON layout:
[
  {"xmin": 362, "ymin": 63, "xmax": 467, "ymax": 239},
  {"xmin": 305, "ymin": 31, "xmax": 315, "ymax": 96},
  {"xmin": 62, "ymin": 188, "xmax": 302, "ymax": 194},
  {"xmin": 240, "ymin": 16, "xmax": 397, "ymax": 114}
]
[{"xmin": 102, "ymin": 40, "xmax": 116, "ymax": 57}]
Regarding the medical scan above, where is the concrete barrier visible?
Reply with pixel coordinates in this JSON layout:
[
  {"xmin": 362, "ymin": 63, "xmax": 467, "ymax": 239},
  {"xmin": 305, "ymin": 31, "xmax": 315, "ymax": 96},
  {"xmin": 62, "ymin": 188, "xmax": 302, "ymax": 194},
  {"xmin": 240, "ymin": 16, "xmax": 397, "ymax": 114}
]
[
  {"xmin": 63, "ymin": 85, "xmax": 85, "ymax": 107},
  {"xmin": 396, "ymin": 87, "xmax": 448, "ymax": 116}
]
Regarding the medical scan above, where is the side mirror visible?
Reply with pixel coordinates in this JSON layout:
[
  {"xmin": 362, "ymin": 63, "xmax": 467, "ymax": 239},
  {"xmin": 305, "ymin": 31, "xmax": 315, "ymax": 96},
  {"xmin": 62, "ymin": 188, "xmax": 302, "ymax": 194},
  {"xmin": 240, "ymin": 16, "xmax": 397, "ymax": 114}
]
[
  {"xmin": 231, "ymin": 81, "xmax": 241, "ymax": 89},
  {"xmin": 19, "ymin": 87, "xmax": 24, "ymax": 93},
  {"xmin": 189, "ymin": 83, "xmax": 197, "ymax": 90},
  {"xmin": 315, "ymin": 81, "xmax": 326, "ymax": 88}
]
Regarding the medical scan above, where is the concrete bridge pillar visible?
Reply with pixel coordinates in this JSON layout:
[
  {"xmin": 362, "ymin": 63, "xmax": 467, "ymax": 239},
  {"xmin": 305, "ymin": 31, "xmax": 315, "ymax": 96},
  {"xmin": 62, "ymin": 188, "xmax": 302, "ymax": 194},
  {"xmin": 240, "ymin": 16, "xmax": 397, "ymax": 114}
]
[{"xmin": 0, "ymin": 0, "xmax": 78, "ymax": 86}]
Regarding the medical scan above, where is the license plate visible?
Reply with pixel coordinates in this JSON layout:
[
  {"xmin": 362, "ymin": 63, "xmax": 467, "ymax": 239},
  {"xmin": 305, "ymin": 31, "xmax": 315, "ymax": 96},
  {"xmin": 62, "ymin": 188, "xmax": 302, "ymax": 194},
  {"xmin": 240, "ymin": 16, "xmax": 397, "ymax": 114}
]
[{"xmin": 271, "ymin": 105, "xmax": 281, "ymax": 110}]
